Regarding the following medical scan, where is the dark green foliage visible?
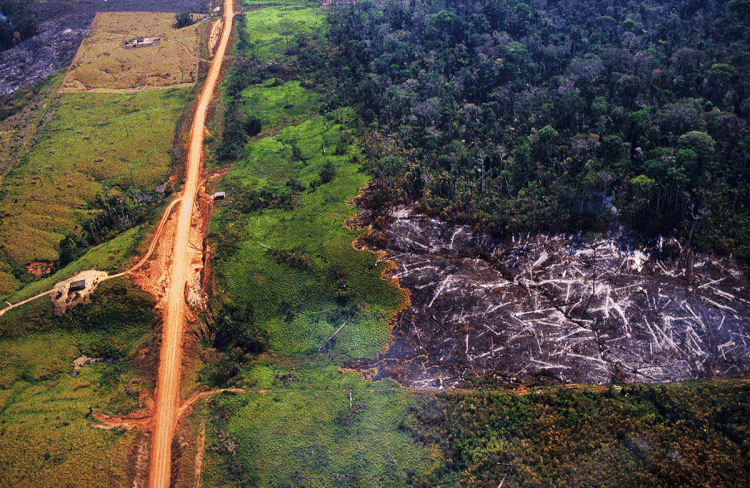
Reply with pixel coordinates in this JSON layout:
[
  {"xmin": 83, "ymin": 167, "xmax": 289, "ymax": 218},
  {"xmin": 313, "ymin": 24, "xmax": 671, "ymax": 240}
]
[
  {"xmin": 266, "ymin": 247, "xmax": 312, "ymax": 269},
  {"xmin": 217, "ymin": 113, "xmax": 263, "ymax": 162},
  {"xmin": 210, "ymin": 303, "xmax": 268, "ymax": 355},
  {"xmin": 66, "ymin": 280, "xmax": 156, "ymax": 333},
  {"xmin": 318, "ymin": 160, "xmax": 336, "ymax": 184},
  {"xmin": 204, "ymin": 304, "xmax": 268, "ymax": 386},
  {"xmin": 320, "ymin": 0, "xmax": 750, "ymax": 268},
  {"xmin": 174, "ymin": 12, "xmax": 194, "ymax": 29},
  {"xmin": 57, "ymin": 192, "xmax": 160, "ymax": 269},
  {"xmin": 408, "ymin": 383, "xmax": 750, "ymax": 487},
  {"xmin": 0, "ymin": 2, "xmax": 39, "ymax": 50},
  {"xmin": 217, "ymin": 15, "xmax": 268, "ymax": 163}
]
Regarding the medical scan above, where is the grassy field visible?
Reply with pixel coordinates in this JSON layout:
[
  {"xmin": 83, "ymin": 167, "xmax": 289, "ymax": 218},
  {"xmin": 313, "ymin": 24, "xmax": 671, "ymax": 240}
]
[
  {"xmin": 198, "ymin": 4, "xmax": 434, "ymax": 485},
  {"xmin": 213, "ymin": 104, "xmax": 403, "ymax": 358},
  {"xmin": 61, "ymin": 12, "xmax": 203, "ymax": 93},
  {"xmin": 239, "ymin": 78, "xmax": 320, "ymax": 131},
  {"xmin": 0, "ymin": 366, "xmax": 136, "ymax": 488},
  {"xmin": 202, "ymin": 357, "xmax": 439, "ymax": 488},
  {"xmin": 0, "ymin": 276, "xmax": 157, "ymax": 487},
  {"xmin": 239, "ymin": 2, "xmax": 326, "ymax": 63},
  {"xmin": 0, "ymin": 87, "xmax": 189, "ymax": 293}
]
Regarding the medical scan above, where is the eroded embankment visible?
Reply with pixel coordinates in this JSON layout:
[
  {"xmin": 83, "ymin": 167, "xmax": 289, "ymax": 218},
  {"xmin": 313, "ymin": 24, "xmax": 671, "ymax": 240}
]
[{"xmin": 348, "ymin": 206, "xmax": 750, "ymax": 389}]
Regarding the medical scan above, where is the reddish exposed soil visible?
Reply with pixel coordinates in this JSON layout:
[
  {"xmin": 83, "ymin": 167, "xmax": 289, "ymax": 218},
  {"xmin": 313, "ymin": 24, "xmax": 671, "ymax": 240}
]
[
  {"xmin": 148, "ymin": 0, "xmax": 232, "ymax": 486},
  {"xmin": 25, "ymin": 260, "xmax": 52, "ymax": 277}
]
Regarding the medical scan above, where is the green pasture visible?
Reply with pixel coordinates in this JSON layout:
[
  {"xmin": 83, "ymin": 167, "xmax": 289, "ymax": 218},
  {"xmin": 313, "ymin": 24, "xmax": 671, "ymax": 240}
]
[
  {"xmin": 0, "ymin": 88, "xmax": 188, "ymax": 292},
  {"xmin": 201, "ymin": 357, "xmax": 439, "ymax": 487},
  {"xmin": 0, "ymin": 366, "xmax": 135, "ymax": 488},
  {"xmin": 240, "ymin": 78, "xmax": 320, "ymax": 131},
  {"xmin": 240, "ymin": 3, "xmax": 326, "ymax": 63},
  {"xmin": 215, "ymin": 113, "xmax": 402, "ymax": 358},
  {"xmin": 0, "ymin": 277, "xmax": 156, "ymax": 487}
]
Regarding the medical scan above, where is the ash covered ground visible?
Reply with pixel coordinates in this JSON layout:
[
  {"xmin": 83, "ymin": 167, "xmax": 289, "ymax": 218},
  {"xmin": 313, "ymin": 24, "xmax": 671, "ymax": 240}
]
[
  {"xmin": 349, "ymin": 207, "xmax": 750, "ymax": 389},
  {"xmin": 0, "ymin": 0, "xmax": 207, "ymax": 96}
]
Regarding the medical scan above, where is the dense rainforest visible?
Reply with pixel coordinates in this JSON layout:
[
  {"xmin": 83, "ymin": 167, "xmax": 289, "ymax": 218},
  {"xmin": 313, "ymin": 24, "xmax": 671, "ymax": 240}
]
[{"xmin": 302, "ymin": 0, "xmax": 750, "ymax": 267}]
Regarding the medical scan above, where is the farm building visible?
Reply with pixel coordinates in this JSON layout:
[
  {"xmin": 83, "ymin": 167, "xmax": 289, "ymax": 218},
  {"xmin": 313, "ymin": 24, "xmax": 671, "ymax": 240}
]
[
  {"xmin": 214, "ymin": 191, "xmax": 226, "ymax": 200},
  {"xmin": 69, "ymin": 280, "xmax": 86, "ymax": 292},
  {"xmin": 124, "ymin": 36, "xmax": 161, "ymax": 49}
]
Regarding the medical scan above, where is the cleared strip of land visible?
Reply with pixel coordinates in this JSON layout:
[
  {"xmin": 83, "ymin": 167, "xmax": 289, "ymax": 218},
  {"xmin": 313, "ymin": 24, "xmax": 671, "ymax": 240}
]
[{"xmin": 147, "ymin": 1, "xmax": 233, "ymax": 487}]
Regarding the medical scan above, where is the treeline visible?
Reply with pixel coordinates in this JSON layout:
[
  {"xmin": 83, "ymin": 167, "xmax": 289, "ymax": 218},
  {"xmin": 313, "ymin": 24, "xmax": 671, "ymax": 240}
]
[
  {"xmin": 318, "ymin": 0, "xmax": 750, "ymax": 265},
  {"xmin": 0, "ymin": 2, "xmax": 39, "ymax": 50},
  {"xmin": 217, "ymin": 14, "xmax": 264, "ymax": 162},
  {"xmin": 58, "ymin": 192, "xmax": 160, "ymax": 268}
]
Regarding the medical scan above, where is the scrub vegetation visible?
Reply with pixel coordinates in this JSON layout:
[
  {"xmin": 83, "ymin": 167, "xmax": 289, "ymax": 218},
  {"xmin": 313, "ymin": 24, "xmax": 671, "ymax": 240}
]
[
  {"xmin": 0, "ymin": 367, "xmax": 136, "ymax": 488},
  {"xmin": 202, "ymin": 358, "xmax": 437, "ymax": 487},
  {"xmin": 238, "ymin": 2, "xmax": 325, "ymax": 63},
  {"xmin": 409, "ymin": 382, "xmax": 750, "ymax": 487}
]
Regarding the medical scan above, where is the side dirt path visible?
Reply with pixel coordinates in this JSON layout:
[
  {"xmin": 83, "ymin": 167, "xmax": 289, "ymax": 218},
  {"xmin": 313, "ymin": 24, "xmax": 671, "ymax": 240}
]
[
  {"xmin": 147, "ymin": 0, "xmax": 234, "ymax": 487},
  {"xmin": 0, "ymin": 196, "xmax": 182, "ymax": 318}
]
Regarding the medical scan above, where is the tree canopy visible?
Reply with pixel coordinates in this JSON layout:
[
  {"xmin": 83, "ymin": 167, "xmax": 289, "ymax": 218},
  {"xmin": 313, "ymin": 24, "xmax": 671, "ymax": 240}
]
[{"xmin": 307, "ymin": 0, "xmax": 750, "ymax": 268}]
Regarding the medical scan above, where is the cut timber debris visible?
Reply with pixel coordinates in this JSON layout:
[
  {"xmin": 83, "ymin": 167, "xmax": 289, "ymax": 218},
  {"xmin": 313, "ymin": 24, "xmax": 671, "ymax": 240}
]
[{"xmin": 319, "ymin": 319, "xmax": 349, "ymax": 352}]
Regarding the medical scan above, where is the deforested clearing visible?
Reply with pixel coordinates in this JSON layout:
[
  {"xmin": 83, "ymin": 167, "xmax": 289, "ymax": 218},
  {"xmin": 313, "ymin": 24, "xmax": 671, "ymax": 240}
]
[{"xmin": 60, "ymin": 12, "xmax": 203, "ymax": 93}]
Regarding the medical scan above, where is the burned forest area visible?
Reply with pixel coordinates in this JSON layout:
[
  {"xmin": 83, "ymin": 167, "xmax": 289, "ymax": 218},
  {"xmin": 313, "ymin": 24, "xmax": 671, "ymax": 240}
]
[
  {"xmin": 350, "ymin": 208, "xmax": 750, "ymax": 389},
  {"xmin": 321, "ymin": 0, "xmax": 750, "ymax": 391}
]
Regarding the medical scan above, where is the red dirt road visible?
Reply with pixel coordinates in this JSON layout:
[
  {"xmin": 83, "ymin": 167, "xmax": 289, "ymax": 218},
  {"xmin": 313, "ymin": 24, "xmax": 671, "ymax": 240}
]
[{"xmin": 147, "ymin": 1, "xmax": 233, "ymax": 487}]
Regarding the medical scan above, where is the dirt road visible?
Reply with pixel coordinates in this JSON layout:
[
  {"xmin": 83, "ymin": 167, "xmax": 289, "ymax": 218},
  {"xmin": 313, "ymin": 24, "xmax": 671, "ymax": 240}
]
[{"xmin": 147, "ymin": 1, "xmax": 233, "ymax": 487}]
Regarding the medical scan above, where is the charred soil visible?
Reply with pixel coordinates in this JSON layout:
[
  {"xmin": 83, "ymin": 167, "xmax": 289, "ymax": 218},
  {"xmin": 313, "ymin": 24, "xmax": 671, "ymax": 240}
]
[{"xmin": 348, "ymin": 204, "xmax": 750, "ymax": 389}]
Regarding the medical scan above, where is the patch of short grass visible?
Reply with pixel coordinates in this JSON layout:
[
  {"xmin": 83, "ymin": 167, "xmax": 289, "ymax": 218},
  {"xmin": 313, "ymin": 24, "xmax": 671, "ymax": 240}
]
[
  {"xmin": 61, "ymin": 12, "xmax": 202, "ymax": 92},
  {"xmin": 0, "ymin": 276, "xmax": 156, "ymax": 487},
  {"xmin": 0, "ymin": 367, "xmax": 136, "ymax": 488},
  {"xmin": 202, "ymin": 357, "xmax": 439, "ymax": 487},
  {"xmin": 240, "ymin": 78, "xmax": 320, "ymax": 131},
  {"xmin": 240, "ymin": 5, "xmax": 326, "ymax": 63},
  {"xmin": 0, "ymin": 331, "xmax": 78, "ymax": 388},
  {"xmin": 0, "ymin": 88, "xmax": 188, "ymax": 284},
  {"xmin": 216, "ymin": 115, "xmax": 403, "ymax": 358}
]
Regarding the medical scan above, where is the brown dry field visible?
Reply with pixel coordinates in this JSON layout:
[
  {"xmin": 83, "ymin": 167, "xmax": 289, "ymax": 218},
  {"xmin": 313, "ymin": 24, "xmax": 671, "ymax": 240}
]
[{"xmin": 60, "ymin": 12, "xmax": 203, "ymax": 93}]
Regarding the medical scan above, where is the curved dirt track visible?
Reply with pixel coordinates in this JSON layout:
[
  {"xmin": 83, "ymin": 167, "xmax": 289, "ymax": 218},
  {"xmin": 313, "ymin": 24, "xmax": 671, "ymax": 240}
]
[
  {"xmin": 147, "ymin": 1, "xmax": 233, "ymax": 487},
  {"xmin": 0, "ymin": 196, "xmax": 181, "ymax": 318}
]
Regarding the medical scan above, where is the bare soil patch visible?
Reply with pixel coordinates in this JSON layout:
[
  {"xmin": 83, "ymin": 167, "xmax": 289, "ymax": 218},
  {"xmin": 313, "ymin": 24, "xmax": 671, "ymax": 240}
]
[
  {"xmin": 50, "ymin": 269, "xmax": 109, "ymax": 314},
  {"xmin": 60, "ymin": 12, "xmax": 203, "ymax": 93}
]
